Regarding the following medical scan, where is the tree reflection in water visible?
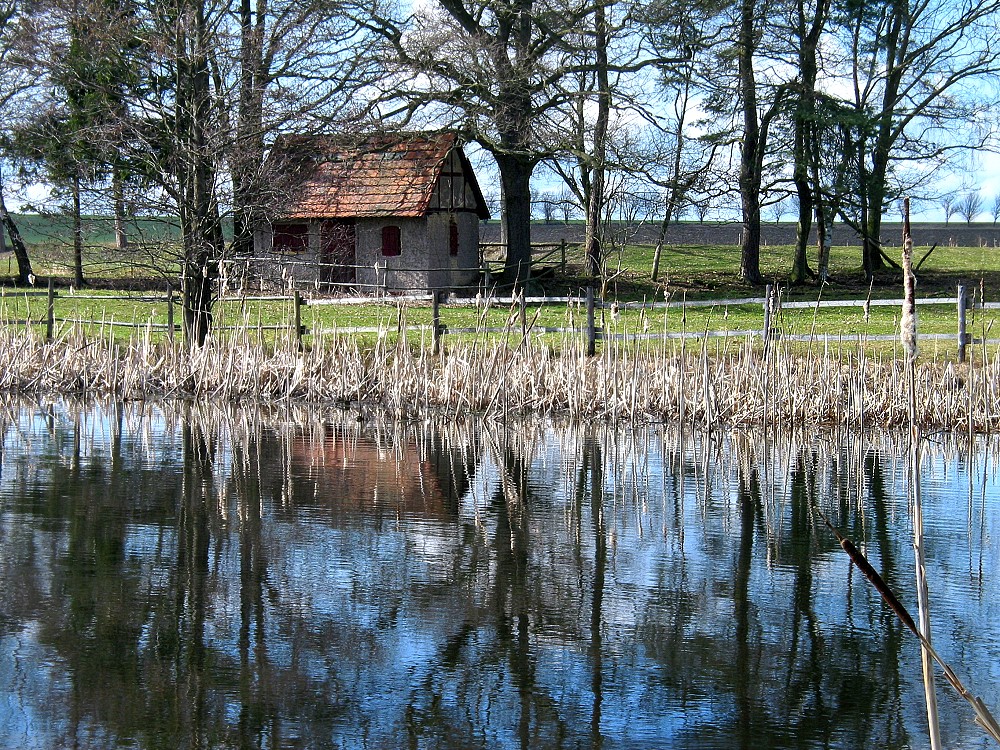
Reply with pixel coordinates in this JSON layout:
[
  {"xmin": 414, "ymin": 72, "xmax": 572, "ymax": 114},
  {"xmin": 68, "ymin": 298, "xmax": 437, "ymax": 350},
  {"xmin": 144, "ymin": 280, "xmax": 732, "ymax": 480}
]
[{"xmin": 0, "ymin": 400, "xmax": 998, "ymax": 749}]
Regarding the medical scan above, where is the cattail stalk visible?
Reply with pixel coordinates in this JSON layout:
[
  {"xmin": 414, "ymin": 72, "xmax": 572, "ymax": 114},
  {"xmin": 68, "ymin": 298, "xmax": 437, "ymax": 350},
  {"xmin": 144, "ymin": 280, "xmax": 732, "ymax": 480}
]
[
  {"xmin": 901, "ymin": 242, "xmax": 917, "ymax": 362},
  {"xmin": 902, "ymin": 199, "xmax": 942, "ymax": 750},
  {"xmin": 823, "ymin": 512, "xmax": 1000, "ymax": 745}
]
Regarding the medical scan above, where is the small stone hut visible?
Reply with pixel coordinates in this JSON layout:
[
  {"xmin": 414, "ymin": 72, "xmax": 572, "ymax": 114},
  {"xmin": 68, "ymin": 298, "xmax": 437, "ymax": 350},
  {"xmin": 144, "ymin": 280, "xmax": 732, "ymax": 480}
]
[{"xmin": 255, "ymin": 132, "xmax": 490, "ymax": 293}]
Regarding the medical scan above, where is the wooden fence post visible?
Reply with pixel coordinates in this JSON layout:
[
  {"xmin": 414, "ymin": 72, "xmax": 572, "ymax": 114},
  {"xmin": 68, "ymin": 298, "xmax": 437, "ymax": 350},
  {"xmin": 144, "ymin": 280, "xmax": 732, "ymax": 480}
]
[
  {"xmin": 46, "ymin": 278, "xmax": 54, "ymax": 341},
  {"xmin": 293, "ymin": 290, "xmax": 303, "ymax": 351},
  {"xmin": 519, "ymin": 291, "xmax": 527, "ymax": 340},
  {"xmin": 957, "ymin": 282, "xmax": 968, "ymax": 363},
  {"xmin": 586, "ymin": 285, "xmax": 596, "ymax": 356},
  {"xmin": 432, "ymin": 289, "xmax": 442, "ymax": 355},
  {"xmin": 762, "ymin": 284, "xmax": 773, "ymax": 344},
  {"xmin": 166, "ymin": 285, "xmax": 175, "ymax": 342},
  {"xmin": 560, "ymin": 239, "xmax": 567, "ymax": 274}
]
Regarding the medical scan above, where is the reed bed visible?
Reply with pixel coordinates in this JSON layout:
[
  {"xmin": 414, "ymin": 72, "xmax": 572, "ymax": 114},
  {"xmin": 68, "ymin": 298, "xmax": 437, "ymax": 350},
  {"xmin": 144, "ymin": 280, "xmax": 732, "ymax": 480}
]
[{"xmin": 4, "ymin": 319, "xmax": 1000, "ymax": 432}]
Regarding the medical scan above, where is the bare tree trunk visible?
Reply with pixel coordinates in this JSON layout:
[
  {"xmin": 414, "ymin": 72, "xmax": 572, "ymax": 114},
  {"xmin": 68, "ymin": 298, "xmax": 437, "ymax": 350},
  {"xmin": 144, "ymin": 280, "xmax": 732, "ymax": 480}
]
[
  {"xmin": 739, "ymin": 218, "xmax": 763, "ymax": 285},
  {"xmin": 863, "ymin": 184, "xmax": 886, "ymax": 279},
  {"xmin": 182, "ymin": 261, "xmax": 215, "ymax": 345},
  {"xmin": 113, "ymin": 169, "xmax": 128, "ymax": 251},
  {"xmin": 811, "ymin": 117, "xmax": 834, "ymax": 283},
  {"xmin": 72, "ymin": 171, "xmax": 84, "ymax": 287},
  {"xmin": 791, "ymin": 136, "xmax": 813, "ymax": 284},
  {"xmin": 860, "ymin": 4, "xmax": 906, "ymax": 279},
  {"xmin": 175, "ymin": 0, "xmax": 223, "ymax": 345},
  {"xmin": 651, "ymin": 83, "xmax": 690, "ymax": 283},
  {"xmin": 816, "ymin": 203, "xmax": 832, "ymax": 283},
  {"xmin": 230, "ymin": 0, "xmax": 266, "ymax": 258},
  {"xmin": 791, "ymin": 0, "xmax": 828, "ymax": 285},
  {"xmin": 791, "ymin": 100, "xmax": 813, "ymax": 283},
  {"xmin": 585, "ymin": 1, "xmax": 609, "ymax": 281},
  {"xmin": 492, "ymin": 8, "xmax": 537, "ymax": 290},
  {"xmin": 737, "ymin": 0, "xmax": 765, "ymax": 287},
  {"xmin": 651, "ymin": 216, "xmax": 671, "ymax": 285},
  {"xmin": 497, "ymin": 153, "xmax": 534, "ymax": 287},
  {"xmin": 0, "ymin": 184, "xmax": 33, "ymax": 284}
]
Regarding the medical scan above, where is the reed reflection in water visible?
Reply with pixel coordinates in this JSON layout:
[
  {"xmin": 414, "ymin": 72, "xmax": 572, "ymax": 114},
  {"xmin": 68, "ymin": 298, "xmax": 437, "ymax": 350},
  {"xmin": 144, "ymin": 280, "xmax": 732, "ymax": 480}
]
[{"xmin": 0, "ymin": 399, "xmax": 997, "ymax": 750}]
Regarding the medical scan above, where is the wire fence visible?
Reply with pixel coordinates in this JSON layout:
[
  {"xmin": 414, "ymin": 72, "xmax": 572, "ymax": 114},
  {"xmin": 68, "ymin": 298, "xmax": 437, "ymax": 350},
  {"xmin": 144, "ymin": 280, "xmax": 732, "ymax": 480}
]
[{"xmin": 4, "ymin": 279, "xmax": 993, "ymax": 362}]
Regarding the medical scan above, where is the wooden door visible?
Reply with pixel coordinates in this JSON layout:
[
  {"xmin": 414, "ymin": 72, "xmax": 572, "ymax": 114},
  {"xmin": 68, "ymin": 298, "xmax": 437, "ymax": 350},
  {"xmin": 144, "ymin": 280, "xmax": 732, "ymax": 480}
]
[{"xmin": 320, "ymin": 220, "xmax": 356, "ymax": 288}]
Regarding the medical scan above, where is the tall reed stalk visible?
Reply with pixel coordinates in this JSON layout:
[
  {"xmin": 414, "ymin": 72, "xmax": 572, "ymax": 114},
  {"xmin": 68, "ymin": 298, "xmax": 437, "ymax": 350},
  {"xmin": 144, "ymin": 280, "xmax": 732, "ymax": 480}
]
[
  {"xmin": 1, "ymin": 302, "xmax": 1000, "ymax": 432},
  {"xmin": 901, "ymin": 205, "xmax": 942, "ymax": 750}
]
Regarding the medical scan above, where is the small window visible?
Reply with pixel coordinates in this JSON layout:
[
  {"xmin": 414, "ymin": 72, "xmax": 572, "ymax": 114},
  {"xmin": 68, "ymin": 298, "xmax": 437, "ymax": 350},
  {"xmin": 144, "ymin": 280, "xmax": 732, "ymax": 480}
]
[
  {"xmin": 272, "ymin": 223, "xmax": 308, "ymax": 253},
  {"xmin": 381, "ymin": 225, "xmax": 401, "ymax": 257},
  {"xmin": 449, "ymin": 219, "xmax": 459, "ymax": 257}
]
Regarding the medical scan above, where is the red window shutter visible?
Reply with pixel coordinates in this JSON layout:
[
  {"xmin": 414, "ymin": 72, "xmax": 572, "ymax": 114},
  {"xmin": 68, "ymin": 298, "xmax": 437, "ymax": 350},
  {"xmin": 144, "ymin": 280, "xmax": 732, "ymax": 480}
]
[{"xmin": 382, "ymin": 225, "xmax": 401, "ymax": 257}]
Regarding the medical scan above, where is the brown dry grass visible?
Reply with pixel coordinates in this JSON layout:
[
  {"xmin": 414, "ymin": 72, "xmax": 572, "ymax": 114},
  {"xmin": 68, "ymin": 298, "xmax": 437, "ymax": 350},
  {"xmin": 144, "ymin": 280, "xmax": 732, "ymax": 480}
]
[{"xmin": 2, "ymin": 322, "xmax": 997, "ymax": 432}]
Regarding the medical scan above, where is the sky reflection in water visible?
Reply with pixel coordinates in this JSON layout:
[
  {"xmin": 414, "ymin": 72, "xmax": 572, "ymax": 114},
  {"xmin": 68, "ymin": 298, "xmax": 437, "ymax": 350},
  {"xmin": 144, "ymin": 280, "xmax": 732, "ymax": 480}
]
[{"xmin": 0, "ymin": 399, "xmax": 998, "ymax": 750}]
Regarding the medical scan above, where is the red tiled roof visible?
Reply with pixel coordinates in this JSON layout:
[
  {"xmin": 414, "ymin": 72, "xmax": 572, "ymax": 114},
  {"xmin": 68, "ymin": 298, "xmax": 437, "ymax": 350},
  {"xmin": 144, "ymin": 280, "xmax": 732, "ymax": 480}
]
[{"xmin": 270, "ymin": 132, "xmax": 483, "ymax": 220}]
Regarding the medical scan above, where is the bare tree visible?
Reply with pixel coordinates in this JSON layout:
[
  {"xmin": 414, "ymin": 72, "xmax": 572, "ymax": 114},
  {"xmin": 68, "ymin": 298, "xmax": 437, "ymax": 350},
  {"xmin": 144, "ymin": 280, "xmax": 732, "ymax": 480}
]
[
  {"xmin": 941, "ymin": 195, "xmax": 958, "ymax": 224},
  {"xmin": 370, "ymin": 0, "xmax": 694, "ymax": 287},
  {"xmin": 481, "ymin": 189, "xmax": 503, "ymax": 223},
  {"xmin": 645, "ymin": 65, "xmax": 720, "ymax": 281},
  {"xmin": 765, "ymin": 197, "xmax": 791, "ymax": 224},
  {"xmin": 992, "ymin": 194, "xmax": 1000, "ymax": 225},
  {"xmin": 227, "ymin": 0, "xmax": 379, "ymax": 259},
  {"xmin": 97, "ymin": 0, "xmax": 377, "ymax": 342},
  {"xmin": 609, "ymin": 183, "xmax": 660, "ymax": 228},
  {"xmin": 692, "ymin": 196, "xmax": 713, "ymax": 223},
  {"xmin": 545, "ymin": 1, "xmax": 710, "ymax": 285},
  {"xmin": 731, "ymin": 0, "xmax": 790, "ymax": 285},
  {"xmin": 957, "ymin": 191, "xmax": 983, "ymax": 224},
  {"xmin": 837, "ymin": 0, "xmax": 1000, "ymax": 277},
  {"xmin": 165, "ymin": 0, "xmax": 224, "ymax": 344},
  {"xmin": 0, "ymin": 1, "xmax": 42, "ymax": 284},
  {"xmin": 583, "ymin": 0, "xmax": 610, "ymax": 279},
  {"xmin": 789, "ymin": 0, "xmax": 832, "ymax": 285},
  {"xmin": 367, "ymin": 0, "xmax": 584, "ymax": 285},
  {"xmin": 557, "ymin": 188, "xmax": 579, "ymax": 223},
  {"xmin": 537, "ymin": 192, "xmax": 559, "ymax": 223}
]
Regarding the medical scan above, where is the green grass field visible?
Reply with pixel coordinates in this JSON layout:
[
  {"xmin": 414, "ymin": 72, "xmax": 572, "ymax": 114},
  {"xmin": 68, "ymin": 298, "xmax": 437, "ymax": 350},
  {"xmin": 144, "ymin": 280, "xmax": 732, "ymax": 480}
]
[{"xmin": 3, "ymin": 215, "xmax": 998, "ymax": 357}]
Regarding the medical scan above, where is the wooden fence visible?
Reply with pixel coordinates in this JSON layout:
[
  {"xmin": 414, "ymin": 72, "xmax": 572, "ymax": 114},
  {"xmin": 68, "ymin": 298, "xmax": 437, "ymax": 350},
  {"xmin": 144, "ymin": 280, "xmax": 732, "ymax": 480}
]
[
  {"xmin": 4, "ymin": 280, "xmax": 995, "ymax": 361},
  {"xmin": 478, "ymin": 241, "xmax": 569, "ymax": 280}
]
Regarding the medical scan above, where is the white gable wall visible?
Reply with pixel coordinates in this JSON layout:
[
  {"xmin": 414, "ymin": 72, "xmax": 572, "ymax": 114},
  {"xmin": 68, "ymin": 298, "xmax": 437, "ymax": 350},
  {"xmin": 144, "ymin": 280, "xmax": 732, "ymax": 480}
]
[{"xmin": 425, "ymin": 212, "xmax": 480, "ymax": 291}]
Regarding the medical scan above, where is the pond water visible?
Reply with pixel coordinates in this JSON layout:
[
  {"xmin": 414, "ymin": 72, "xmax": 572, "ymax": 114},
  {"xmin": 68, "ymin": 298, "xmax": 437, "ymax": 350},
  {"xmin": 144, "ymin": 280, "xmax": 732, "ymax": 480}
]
[{"xmin": 0, "ymin": 400, "xmax": 998, "ymax": 750}]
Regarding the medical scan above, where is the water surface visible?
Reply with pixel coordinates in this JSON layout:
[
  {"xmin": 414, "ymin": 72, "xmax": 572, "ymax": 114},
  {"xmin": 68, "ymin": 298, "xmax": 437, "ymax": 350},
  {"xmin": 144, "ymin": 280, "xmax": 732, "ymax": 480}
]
[{"xmin": 0, "ymin": 400, "xmax": 997, "ymax": 749}]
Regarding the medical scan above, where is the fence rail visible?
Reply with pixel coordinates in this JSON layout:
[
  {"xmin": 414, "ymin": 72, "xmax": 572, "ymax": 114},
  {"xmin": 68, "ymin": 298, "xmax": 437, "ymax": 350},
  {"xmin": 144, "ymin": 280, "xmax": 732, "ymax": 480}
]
[{"xmin": 2, "ymin": 280, "xmax": 993, "ymax": 360}]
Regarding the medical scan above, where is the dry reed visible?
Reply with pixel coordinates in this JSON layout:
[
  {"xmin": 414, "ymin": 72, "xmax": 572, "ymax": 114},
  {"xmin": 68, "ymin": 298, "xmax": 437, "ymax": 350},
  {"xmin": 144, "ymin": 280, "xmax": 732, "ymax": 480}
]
[
  {"xmin": 820, "ymin": 510, "xmax": 1000, "ymax": 746},
  {"xmin": 902, "ymin": 210, "xmax": 943, "ymax": 750},
  {"xmin": 2, "ymin": 321, "xmax": 1000, "ymax": 431}
]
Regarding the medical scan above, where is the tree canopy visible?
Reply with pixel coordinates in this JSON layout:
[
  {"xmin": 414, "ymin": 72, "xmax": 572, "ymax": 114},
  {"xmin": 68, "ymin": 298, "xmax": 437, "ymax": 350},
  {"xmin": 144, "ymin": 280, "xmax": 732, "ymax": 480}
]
[{"xmin": 1, "ymin": 0, "xmax": 998, "ymax": 315}]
